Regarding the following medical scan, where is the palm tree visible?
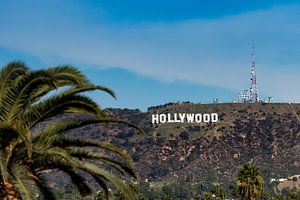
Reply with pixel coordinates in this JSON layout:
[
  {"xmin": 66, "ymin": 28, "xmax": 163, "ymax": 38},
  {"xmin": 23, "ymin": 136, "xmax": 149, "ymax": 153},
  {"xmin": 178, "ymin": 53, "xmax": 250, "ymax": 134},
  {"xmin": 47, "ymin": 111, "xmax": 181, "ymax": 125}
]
[
  {"xmin": 237, "ymin": 162, "xmax": 264, "ymax": 200},
  {"xmin": 0, "ymin": 61, "xmax": 140, "ymax": 200}
]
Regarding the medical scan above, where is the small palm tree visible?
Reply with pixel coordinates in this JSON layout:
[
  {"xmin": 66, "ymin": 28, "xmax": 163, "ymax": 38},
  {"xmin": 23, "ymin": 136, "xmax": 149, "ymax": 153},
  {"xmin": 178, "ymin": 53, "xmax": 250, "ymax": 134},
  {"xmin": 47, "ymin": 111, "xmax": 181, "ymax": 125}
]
[
  {"xmin": 0, "ymin": 62, "xmax": 139, "ymax": 200},
  {"xmin": 237, "ymin": 162, "xmax": 264, "ymax": 200}
]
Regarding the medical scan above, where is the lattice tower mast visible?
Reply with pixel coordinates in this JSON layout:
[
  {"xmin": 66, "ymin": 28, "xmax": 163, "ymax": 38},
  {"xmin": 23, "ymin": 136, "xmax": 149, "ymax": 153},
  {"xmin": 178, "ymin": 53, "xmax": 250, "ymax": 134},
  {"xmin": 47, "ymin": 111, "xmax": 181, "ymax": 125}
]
[{"xmin": 249, "ymin": 45, "xmax": 259, "ymax": 102}]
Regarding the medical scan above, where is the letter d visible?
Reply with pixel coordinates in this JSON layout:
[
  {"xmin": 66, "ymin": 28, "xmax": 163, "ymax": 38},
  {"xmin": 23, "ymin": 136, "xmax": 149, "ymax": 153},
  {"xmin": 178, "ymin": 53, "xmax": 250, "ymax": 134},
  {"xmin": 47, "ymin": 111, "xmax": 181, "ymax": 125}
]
[{"xmin": 211, "ymin": 113, "xmax": 218, "ymax": 122}]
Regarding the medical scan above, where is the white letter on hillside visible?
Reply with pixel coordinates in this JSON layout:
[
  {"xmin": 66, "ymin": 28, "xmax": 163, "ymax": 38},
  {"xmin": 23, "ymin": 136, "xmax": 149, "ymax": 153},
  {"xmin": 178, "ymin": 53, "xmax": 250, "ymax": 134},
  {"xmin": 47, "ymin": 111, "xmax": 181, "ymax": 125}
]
[
  {"xmin": 195, "ymin": 114, "xmax": 202, "ymax": 123},
  {"xmin": 152, "ymin": 114, "xmax": 159, "ymax": 124},
  {"xmin": 186, "ymin": 114, "xmax": 194, "ymax": 123},
  {"xmin": 167, "ymin": 113, "xmax": 174, "ymax": 123},
  {"xmin": 179, "ymin": 113, "xmax": 186, "ymax": 122},
  {"xmin": 211, "ymin": 113, "xmax": 218, "ymax": 122},
  {"xmin": 160, "ymin": 114, "xmax": 167, "ymax": 123},
  {"xmin": 174, "ymin": 113, "xmax": 181, "ymax": 123},
  {"xmin": 203, "ymin": 114, "xmax": 210, "ymax": 123}
]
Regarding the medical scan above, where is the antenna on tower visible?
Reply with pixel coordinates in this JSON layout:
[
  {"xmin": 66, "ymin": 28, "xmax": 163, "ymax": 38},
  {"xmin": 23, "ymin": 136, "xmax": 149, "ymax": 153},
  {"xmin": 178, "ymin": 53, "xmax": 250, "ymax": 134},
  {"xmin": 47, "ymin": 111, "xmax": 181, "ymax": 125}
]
[{"xmin": 249, "ymin": 43, "xmax": 259, "ymax": 102}]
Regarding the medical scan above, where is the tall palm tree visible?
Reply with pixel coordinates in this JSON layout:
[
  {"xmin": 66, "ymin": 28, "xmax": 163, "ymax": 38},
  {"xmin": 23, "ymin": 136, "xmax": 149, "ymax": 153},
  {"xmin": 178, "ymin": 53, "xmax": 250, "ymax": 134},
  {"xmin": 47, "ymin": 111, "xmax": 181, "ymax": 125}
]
[
  {"xmin": 0, "ymin": 61, "xmax": 140, "ymax": 200},
  {"xmin": 237, "ymin": 162, "xmax": 264, "ymax": 200}
]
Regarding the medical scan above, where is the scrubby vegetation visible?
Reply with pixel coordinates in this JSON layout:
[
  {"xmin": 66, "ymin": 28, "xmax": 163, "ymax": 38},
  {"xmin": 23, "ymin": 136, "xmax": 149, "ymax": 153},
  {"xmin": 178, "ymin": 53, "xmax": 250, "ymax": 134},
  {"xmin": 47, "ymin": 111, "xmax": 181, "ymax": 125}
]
[{"xmin": 52, "ymin": 163, "xmax": 300, "ymax": 199}]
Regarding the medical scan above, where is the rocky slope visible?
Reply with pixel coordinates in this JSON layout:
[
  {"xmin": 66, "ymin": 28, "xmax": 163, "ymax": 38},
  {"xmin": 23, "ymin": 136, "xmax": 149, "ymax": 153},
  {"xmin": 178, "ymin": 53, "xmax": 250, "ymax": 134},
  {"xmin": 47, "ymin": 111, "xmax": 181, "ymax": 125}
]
[{"xmin": 49, "ymin": 103, "xmax": 300, "ymax": 188}]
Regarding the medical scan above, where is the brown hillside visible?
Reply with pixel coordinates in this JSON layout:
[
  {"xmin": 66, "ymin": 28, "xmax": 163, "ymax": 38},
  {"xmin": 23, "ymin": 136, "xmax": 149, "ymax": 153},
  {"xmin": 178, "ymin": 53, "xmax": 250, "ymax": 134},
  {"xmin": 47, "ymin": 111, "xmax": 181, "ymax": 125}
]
[{"xmin": 45, "ymin": 103, "xmax": 300, "ymax": 188}]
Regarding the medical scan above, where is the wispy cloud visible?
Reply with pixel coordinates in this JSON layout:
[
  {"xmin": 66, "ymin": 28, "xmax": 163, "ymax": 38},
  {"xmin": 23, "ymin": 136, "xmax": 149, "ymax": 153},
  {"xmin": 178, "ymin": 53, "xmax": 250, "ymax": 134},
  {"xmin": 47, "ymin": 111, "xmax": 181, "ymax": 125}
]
[{"xmin": 0, "ymin": 3, "xmax": 300, "ymax": 101}]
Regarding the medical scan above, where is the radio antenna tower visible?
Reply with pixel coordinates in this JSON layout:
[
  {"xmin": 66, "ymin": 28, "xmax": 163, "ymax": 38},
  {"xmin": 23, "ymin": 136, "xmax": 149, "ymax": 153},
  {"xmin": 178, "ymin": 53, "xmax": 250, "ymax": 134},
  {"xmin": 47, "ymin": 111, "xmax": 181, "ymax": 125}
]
[{"xmin": 249, "ymin": 44, "xmax": 259, "ymax": 102}]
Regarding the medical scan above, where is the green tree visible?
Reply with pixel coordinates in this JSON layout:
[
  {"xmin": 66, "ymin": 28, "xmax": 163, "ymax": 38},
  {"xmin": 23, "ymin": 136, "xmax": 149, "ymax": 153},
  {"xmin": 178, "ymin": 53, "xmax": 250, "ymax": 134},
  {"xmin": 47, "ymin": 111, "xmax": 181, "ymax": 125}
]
[
  {"xmin": 0, "ymin": 62, "xmax": 139, "ymax": 200},
  {"xmin": 210, "ymin": 185, "xmax": 227, "ymax": 200},
  {"xmin": 237, "ymin": 162, "xmax": 264, "ymax": 200},
  {"xmin": 160, "ymin": 194, "xmax": 173, "ymax": 200},
  {"xmin": 283, "ymin": 188, "xmax": 300, "ymax": 200},
  {"xmin": 97, "ymin": 182, "xmax": 147, "ymax": 200},
  {"xmin": 195, "ymin": 186, "xmax": 227, "ymax": 200},
  {"xmin": 195, "ymin": 192, "xmax": 214, "ymax": 200}
]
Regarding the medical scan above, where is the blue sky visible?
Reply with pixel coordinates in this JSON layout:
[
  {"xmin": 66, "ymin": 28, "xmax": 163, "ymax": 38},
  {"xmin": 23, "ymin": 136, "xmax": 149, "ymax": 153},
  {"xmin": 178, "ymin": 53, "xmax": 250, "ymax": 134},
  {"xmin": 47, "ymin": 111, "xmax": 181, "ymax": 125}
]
[{"xmin": 0, "ymin": 0, "xmax": 300, "ymax": 111}]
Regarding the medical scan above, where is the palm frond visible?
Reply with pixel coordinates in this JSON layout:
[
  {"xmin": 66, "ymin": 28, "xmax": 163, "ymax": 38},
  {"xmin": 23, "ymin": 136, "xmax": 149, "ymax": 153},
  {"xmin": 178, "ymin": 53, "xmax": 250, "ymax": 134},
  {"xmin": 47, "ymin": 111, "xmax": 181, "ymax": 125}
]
[
  {"xmin": 28, "ymin": 66, "xmax": 94, "ymax": 105},
  {"xmin": 29, "ymin": 155, "xmax": 76, "ymax": 173},
  {"xmin": 34, "ymin": 118, "xmax": 143, "ymax": 142},
  {"xmin": 67, "ymin": 147, "xmax": 135, "ymax": 178},
  {"xmin": 32, "ymin": 175, "xmax": 56, "ymax": 200},
  {"xmin": 62, "ymin": 84, "xmax": 115, "ymax": 99},
  {"xmin": 1, "ymin": 70, "xmax": 55, "ymax": 124},
  {"xmin": 79, "ymin": 162, "xmax": 134, "ymax": 200},
  {"xmin": 61, "ymin": 167, "xmax": 92, "ymax": 196},
  {"xmin": 54, "ymin": 137, "xmax": 132, "ymax": 163},
  {"xmin": 0, "ymin": 62, "xmax": 28, "ymax": 122},
  {"xmin": 0, "ymin": 150, "xmax": 9, "ymax": 182},
  {"xmin": 40, "ymin": 147, "xmax": 79, "ymax": 165},
  {"xmin": 10, "ymin": 162, "xmax": 36, "ymax": 200},
  {"xmin": 22, "ymin": 95, "xmax": 105, "ymax": 130},
  {"xmin": 93, "ymin": 174, "xmax": 111, "ymax": 199},
  {"xmin": 44, "ymin": 65, "xmax": 90, "ymax": 86},
  {"xmin": 0, "ymin": 61, "xmax": 28, "ymax": 96},
  {"xmin": 99, "ymin": 157, "xmax": 136, "ymax": 178}
]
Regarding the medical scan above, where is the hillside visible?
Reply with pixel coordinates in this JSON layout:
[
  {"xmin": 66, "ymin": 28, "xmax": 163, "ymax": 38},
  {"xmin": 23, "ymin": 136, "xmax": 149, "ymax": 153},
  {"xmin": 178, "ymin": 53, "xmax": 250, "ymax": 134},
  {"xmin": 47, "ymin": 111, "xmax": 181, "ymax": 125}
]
[
  {"xmin": 45, "ymin": 103, "xmax": 300, "ymax": 191},
  {"xmin": 102, "ymin": 103, "xmax": 300, "ymax": 186}
]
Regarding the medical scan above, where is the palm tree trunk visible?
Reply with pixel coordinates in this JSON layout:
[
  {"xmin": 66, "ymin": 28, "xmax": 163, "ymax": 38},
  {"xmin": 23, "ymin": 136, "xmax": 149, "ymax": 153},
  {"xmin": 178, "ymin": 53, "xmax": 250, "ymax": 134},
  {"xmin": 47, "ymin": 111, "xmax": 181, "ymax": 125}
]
[{"xmin": 0, "ymin": 181, "xmax": 20, "ymax": 200}]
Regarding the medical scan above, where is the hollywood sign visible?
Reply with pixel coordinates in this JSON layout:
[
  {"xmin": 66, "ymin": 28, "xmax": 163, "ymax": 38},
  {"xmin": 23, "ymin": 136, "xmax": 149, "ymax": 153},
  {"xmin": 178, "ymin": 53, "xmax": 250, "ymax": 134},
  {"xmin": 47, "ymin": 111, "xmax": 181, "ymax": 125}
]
[{"xmin": 152, "ymin": 113, "xmax": 218, "ymax": 124}]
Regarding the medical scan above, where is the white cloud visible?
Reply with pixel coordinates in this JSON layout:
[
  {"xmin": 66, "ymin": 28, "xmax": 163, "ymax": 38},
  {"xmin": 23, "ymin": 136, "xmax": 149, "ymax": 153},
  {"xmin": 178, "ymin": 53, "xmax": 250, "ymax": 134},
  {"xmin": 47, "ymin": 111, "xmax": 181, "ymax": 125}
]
[{"xmin": 0, "ymin": 3, "xmax": 300, "ymax": 101}]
